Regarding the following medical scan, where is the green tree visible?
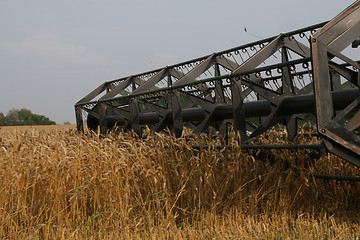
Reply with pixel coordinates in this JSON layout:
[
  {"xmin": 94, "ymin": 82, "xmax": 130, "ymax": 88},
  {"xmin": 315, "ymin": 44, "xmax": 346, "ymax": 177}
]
[
  {"xmin": 0, "ymin": 109, "xmax": 56, "ymax": 126},
  {"xmin": 5, "ymin": 109, "xmax": 20, "ymax": 126},
  {"xmin": 0, "ymin": 112, "xmax": 4, "ymax": 125},
  {"xmin": 18, "ymin": 109, "xmax": 33, "ymax": 125}
]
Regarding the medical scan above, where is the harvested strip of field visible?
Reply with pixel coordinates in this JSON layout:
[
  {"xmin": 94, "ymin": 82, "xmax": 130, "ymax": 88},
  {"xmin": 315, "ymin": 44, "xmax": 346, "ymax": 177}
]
[{"xmin": 0, "ymin": 127, "xmax": 359, "ymax": 239}]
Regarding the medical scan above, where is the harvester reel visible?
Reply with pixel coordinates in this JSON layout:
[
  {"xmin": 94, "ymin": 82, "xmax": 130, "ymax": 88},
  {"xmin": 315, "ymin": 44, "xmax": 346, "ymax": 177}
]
[{"xmin": 75, "ymin": 1, "xmax": 360, "ymax": 166}]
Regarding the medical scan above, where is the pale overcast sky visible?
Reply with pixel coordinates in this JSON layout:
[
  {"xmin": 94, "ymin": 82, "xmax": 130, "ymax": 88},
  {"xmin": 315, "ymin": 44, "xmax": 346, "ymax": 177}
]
[{"xmin": 0, "ymin": 0, "xmax": 355, "ymax": 124}]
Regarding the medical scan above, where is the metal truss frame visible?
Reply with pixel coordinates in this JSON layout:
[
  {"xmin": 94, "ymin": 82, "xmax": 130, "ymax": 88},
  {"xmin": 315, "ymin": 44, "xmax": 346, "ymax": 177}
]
[
  {"xmin": 75, "ymin": 1, "xmax": 360, "ymax": 166},
  {"xmin": 312, "ymin": 1, "xmax": 360, "ymax": 165}
]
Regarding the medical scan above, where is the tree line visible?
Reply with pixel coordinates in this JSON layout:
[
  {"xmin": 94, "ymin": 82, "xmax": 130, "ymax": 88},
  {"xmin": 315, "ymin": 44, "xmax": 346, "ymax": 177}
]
[{"xmin": 0, "ymin": 109, "xmax": 56, "ymax": 126}]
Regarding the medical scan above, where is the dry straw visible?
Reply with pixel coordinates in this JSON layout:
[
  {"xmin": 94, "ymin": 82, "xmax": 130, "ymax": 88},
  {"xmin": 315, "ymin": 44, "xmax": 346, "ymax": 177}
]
[{"xmin": 0, "ymin": 126, "xmax": 359, "ymax": 239}]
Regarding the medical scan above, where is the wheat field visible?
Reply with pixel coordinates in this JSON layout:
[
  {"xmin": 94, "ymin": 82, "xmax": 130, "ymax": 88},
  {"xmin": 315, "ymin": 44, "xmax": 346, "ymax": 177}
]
[{"xmin": 0, "ymin": 125, "xmax": 359, "ymax": 239}]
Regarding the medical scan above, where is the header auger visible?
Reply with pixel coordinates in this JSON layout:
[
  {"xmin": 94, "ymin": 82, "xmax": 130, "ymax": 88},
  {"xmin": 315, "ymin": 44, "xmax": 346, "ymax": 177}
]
[{"xmin": 75, "ymin": 1, "xmax": 360, "ymax": 166}]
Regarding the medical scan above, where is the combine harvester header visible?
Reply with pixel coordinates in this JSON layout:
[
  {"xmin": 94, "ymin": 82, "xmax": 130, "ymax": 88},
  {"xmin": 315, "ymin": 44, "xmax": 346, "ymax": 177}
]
[{"xmin": 75, "ymin": 1, "xmax": 360, "ymax": 166}]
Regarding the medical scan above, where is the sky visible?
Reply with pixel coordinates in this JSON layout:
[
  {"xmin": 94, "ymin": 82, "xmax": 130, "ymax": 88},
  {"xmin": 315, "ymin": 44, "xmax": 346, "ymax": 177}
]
[{"xmin": 0, "ymin": 0, "xmax": 356, "ymax": 124}]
